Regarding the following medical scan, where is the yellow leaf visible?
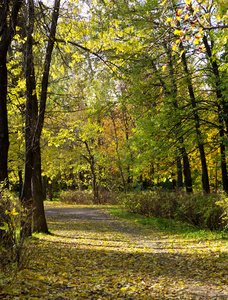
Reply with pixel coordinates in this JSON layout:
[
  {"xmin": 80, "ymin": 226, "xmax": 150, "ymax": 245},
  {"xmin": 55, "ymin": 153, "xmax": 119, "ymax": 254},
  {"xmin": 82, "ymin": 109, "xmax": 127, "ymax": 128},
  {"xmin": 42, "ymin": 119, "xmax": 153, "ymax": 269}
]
[
  {"xmin": 185, "ymin": 0, "xmax": 191, "ymax": 5},
  {"xmin": 162, "ymin": 65, "xmax": 167, "ymax": 71},
  {"xmin": 11, "ymin": 208, "xmax": 18, "ymax": 216},
  {"xmin": 166, "ymin": 17, "xmax": 173, "ymax": 23},
  {"xmin": 172, "ymin": 44, "xmax": 177, "ymax": 51},
  {"xmin": 176, "ymin": 16, "xmax": 181, "ymax": 21},
  {"xmin": 184, "ymin": 14, "xmax": 189, "ymax": 20},
  {"xmin": 160, "ymin": 0, "xmax": 167, "ymax": 5},
  {"xmin": 193, "ymin": 38, "xmax": 199, "ymax": 45}
]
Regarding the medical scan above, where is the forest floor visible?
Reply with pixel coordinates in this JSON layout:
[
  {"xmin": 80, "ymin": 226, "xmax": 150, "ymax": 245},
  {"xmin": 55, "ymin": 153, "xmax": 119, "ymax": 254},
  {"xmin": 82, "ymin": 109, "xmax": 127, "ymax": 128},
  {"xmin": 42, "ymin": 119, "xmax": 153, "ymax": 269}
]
[{"xmin": 1, "ymin": 202, "xmax": 228, "ymax": 299}]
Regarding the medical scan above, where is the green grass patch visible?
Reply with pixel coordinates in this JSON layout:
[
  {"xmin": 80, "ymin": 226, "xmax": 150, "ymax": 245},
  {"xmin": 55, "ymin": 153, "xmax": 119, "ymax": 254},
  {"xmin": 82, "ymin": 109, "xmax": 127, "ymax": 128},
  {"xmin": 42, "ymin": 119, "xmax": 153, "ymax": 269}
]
[{"xmin": 109, "ymin": 207, "xmax": 228, "ymax": 240}]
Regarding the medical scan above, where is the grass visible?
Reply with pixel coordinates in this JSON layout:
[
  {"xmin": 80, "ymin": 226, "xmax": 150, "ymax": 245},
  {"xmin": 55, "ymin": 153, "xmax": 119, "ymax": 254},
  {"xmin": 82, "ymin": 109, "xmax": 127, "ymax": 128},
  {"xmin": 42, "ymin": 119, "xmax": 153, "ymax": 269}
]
[{"xmin": 108, "ymin": 207, "xmax": 228, "ymax": 240}]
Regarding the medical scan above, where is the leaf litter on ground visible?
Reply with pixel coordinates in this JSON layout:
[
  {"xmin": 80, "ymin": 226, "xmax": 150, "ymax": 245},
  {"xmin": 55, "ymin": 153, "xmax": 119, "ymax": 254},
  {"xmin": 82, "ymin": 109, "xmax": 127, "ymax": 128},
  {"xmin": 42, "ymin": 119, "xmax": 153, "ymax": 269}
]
[{"xmin": 0, "ymin": 202, "xmax": 228, "ymax": 299}]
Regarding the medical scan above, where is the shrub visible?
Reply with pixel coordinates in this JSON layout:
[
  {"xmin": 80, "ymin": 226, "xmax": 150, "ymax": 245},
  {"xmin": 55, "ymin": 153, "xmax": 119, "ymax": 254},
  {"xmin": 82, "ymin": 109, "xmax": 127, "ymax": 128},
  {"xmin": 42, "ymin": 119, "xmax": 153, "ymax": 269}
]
[
  {"xmin": 119, "ymin": 190, "xmax": 178, "ymax": 219},
  {"xmin": 175, "ymin": 193, "xmax": 225, "ymax": 230},
  {"xmin": 98, "ymin": 186, "xmax": 119, "ymax": 205},
  {"xmin": 60, "ymin": 190, "xmax": 94, "ymax": 204},
  {"xmin": 0, "ymin": 190, "xmax": 30, "ymax": 273},
  {"xmin": 120, "ymin": 190, "xmax": 227, "ymax": 231},
  {"xmin": 60, "ymin": 189, "xmax": 119, "ymax": 205}
]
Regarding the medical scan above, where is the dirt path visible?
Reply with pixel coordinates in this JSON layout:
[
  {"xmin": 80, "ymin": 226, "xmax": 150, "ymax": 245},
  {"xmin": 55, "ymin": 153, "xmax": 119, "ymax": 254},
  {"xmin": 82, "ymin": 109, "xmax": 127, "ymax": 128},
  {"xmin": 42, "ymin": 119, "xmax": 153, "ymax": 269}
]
[
  {"xmin": 45, "ymin": 206, "xmax": 143, "ymax": 235},
  {"xmin": 43, "ymin": 205, "xmax": 228, "ymax": 299},
  {"xmin": 45, "ymin": 206, "xmax": 115, "ymax": 221},
  {"xmin": 2, "ymin": 204, "xmax": 227, "ymax": 299}
]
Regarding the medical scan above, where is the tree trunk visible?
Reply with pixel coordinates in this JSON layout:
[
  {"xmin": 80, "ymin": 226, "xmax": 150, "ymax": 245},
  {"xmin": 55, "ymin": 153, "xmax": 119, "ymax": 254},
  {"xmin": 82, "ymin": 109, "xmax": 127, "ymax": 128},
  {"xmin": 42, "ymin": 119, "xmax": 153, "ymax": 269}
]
[
  {"xmin": 42, "ymin": 175, "xmax": 47, "ymax": 200},
  {"xmin": 83, "ymin": 141, "xmax": 100, "ymax": 203},
  {"xmin": 110, "ymin": 110, "xmax": 126, "ymax": 194},
  {"xmin": 20, "ymin": 145, "xmax": 33, "ymax": 237},
  {"xmin": 0, "ymin": 0, "xmax": 23, "ymax": 186},
  {"xmin": 152, "ymin": 47, "xmax": 193, "ymax": 193},
  {"xmin": 21, "ymin": 0, "xmax": 60, "ymax": 233},
  {"xmin": 180, "ymin": 43, "xmax": 210, "ymax": 193},
  {"xmin": 0, "ymin": 56, "xmax": 9, "ymax": 186},
  {"xmin": 176, "ymin": 155, "xmax": 183, "ymax": 189},
  {"xmin": 21, "ymin": 0, "xmax": 37, "ymax": 236},
  {"xmin": 32, "ymin": 142, "xmax": 48, "ymax": 233},
  {"xmin": 48, "ymin": 179, "xmax": 53, "ymax": 201},
  {"xmin": 203, "ymin": 35, "xmax": 228, "ymax": 192},
  {"xmin": 180, "ymin": 146, "xmax": 193, "ymax": 193}
]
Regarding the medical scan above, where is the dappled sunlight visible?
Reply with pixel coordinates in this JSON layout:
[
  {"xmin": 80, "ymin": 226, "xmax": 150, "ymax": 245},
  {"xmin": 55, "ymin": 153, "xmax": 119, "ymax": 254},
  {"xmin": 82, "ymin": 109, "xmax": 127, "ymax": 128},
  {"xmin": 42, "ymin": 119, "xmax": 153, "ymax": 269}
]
[{"xmin": 1, "ymin": 205, "xmax": 228, "ymax": 299}]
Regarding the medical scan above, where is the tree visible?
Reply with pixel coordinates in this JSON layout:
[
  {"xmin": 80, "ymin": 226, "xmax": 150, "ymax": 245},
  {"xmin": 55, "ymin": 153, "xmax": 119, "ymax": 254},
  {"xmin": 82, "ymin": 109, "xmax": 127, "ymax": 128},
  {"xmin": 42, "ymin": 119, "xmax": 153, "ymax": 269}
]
[
  {"xmin": 21, "ymin": 0, "xmax": 60, "ymax": 233},
  {"xmin": 0, "ymin": 0, "xmax": 23, "ymax": 186}
]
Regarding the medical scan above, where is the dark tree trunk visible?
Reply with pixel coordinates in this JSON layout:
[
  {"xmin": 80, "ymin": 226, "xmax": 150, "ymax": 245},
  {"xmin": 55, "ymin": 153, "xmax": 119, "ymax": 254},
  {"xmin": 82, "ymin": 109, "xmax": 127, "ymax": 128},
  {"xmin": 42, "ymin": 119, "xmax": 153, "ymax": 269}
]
[
  {"xmin": 180, "ymin": 146, "xmax": 193, "ymax": 193},
  {"xmin": 176, "ymin": 155, "xmax": 183, "ymax": 189},
  {"xmin": 48, "ymin": 178, "xmax": 53, "ymax": 201},
  {"xmin": 18, "ymin": 170, "xmax": 23, "ymax": 198},
  {"xmin": 78, "ymin": 171, "xmax": 84, "ymax": 191},
  {"xmin": 21, "ymin": 0, "xmax": 60, "ymax": 233},
  {"xmin": 42, "ymin": 175, "xmax": 47, "ymax": 200},
  {"xmin": 32, "ymin": 142, "xmax": 48, "ymax": 233},
  {"xmin": 0, "ymin": 56, "xmax": 9, "ymax": 186},
  {"xmin": 0, "ymin": 0, "xmax": 23, "ymax": 185},
  {"xmin": 21, "ymin": 0, "xmax": 37, "ymax": 236}
]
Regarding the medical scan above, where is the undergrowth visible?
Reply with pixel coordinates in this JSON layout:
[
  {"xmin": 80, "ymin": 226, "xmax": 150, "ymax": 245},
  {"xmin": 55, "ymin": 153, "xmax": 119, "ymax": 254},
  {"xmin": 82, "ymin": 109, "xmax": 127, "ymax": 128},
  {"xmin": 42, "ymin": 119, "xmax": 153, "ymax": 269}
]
[
  {"xmin": 108, "ymin": 207, "xmax": 228, "ymax": 240},
  {"xmin": 59, "ymin": 189, "xmax": 118, "ymax": 205},
  {"xmin": 0, "ymin": 190, "xmax": 30, "ymax": 274},
  {"xmin": 117, "ymin": 190, "xmax": 228, "ymax": 232}
]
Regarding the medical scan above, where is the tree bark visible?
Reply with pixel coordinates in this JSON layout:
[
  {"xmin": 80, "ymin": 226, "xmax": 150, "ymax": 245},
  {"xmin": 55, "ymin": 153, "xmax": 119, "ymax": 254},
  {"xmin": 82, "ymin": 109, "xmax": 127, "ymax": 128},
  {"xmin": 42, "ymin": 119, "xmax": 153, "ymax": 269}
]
[
  {"xmin": 0, "ymin": 0, "xmax": 23, "ymax": 185},
  {"xmin": 180, "ymin": 146, "xmax": 193, "ymax": 193},
  {"xmin": 0, "ymin": 56, "xmax": 9, "ymax": 186},
  {"xmin": 21, "ymin": 0, "xmax": 60, "ymax": 233},
  {"xmin": 176, "ymin": 155, "xmax": 183, "ymax": 189},
  {"xmin": 32, "ymin": 141, "xmax": 48, "ymax": 232}
]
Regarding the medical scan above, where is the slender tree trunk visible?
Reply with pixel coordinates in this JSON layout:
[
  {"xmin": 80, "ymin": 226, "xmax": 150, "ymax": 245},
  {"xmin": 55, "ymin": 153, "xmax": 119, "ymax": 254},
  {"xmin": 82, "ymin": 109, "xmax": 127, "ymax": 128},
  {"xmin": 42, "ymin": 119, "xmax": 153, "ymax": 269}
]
[
  {"xmin": 21, "ymin": 0, "xmax": 37, "ymax": 236},
  {"xmin": 0, "ymin": 0, "xmax": 23, "ymax": 185},
  {"xmin": 203, "ymin": 35, "xmax": 228, "ymax": 192},
  {"xmin": 91, "ymin": 155, "xmax": 99, "ymax": 204},
  {"xmin": 180, "ymin": 146, "xmax": 193, "ymax": 193},
  {"xmin": 176, "ymin": 155, "xmax": 183, "ymax": 189},
  {"xmin": 110, "ymin": 110, "xmax": 127, "ymax": 194},
  {"xmin": 42, "ymin": 175, "xmax": 47, "ymax": 200},
  {"xmin": 48, "ymin": 178, "xmax": 53, "ymax": 201},
  {"xmin": 122, "ymin": 106, "xmax": 134, "ymax": 190},
  {"xmin": 152, "ymin": 49, "xmax": 193, "ymax": 193},
  {"xmin": 180, "ymin": 44, "xmax": 210, "ymax": 193},
  {"xmin": 0, "ymin": 56, "xmax": 9, "ymax": 186},
  {"xmin": 83, "ymin": 141, "xmax": 99, "ymax": 203}
]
